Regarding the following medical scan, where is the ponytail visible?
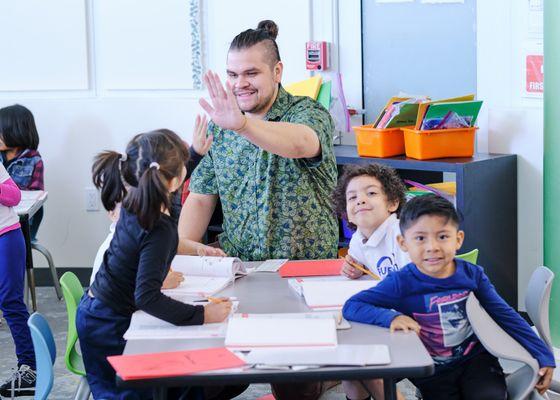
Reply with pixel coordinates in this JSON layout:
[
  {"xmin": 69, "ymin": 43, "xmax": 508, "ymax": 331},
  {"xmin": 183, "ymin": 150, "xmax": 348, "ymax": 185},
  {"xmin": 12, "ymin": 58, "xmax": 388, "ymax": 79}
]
[
  {"xmin": 92, "ymin": 151, "xmax": 127, "ymax": 211},
  {"xmin": 124, "ymin": 165, "xmax": 171, "ymax": 231}
]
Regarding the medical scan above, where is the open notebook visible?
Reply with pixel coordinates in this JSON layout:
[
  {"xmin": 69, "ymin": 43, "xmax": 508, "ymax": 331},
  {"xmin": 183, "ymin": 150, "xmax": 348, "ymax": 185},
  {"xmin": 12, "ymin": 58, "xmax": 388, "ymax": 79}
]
[{"xmin": 163, "ymin": 256, "xmax": 247, "ymax": 297}]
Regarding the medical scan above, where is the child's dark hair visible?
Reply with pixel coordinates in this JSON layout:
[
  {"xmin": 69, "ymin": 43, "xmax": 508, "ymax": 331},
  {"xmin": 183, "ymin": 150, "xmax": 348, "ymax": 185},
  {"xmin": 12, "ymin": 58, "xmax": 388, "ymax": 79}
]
[
  {"xmin": 399, "ymin": 194, "xmax": 460, "ymax": 234},
  {"xmin": 0, "ymin": 104, "xmax": 39, "ymax": 150},
  {"xmin": 332, "ymin": 163, "xmax": 407, "ymax": 231},
  {"xmin": 92, "ymin": 129, "xmax": 188, "ymax": 230},
  {"xmin": 229, "ymin": 20, "xmax": 281, "ymax": 67}
]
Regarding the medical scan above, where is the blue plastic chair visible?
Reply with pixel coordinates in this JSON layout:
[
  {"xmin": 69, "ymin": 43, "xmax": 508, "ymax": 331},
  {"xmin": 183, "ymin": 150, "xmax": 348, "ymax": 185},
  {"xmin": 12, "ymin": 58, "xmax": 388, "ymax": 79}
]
[{"xmin": 27, "ymin": 313, "xmax": 56, "ymax": 400}]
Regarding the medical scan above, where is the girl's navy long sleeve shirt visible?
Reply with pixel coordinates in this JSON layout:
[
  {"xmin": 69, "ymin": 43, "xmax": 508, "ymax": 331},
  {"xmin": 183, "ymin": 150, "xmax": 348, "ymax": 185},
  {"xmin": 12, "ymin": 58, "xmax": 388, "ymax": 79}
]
[{"xmin": 91, "ymin": 208, "xmax": 204, "ymax": 326}]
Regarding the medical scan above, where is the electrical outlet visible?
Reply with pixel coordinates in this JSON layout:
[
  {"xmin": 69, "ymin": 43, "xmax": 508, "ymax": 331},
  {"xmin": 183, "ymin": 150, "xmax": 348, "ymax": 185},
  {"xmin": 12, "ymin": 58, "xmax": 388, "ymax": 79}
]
[{"xmin": 85, "ymin": 187, "xmax": 99, "ymax": 211}]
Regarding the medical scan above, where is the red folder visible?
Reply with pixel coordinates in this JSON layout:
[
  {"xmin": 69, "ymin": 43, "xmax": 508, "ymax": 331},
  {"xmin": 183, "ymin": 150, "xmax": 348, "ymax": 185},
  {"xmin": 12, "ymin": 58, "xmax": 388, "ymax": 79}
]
[
  {"xmin": 278, "ymin": 259, "xmax": 344, "ymax": 278},
  {"xmin": 108, "ymin": 347, "xmax": 246, "ymax": 381}
]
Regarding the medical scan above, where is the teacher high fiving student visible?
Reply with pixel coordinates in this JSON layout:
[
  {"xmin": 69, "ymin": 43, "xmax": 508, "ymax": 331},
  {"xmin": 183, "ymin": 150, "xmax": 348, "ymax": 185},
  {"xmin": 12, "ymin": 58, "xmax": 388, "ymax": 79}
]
[{"xmin": 179, "ymin": 20, "xmax": 339, "ymax": 265}]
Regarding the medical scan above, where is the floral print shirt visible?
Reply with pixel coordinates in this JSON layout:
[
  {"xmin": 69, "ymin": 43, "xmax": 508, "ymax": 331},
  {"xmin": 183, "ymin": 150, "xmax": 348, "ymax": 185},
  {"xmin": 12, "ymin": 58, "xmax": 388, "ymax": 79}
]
[{"xmin": 189, "ymin": 85, "xmax": 338, "ymax": 261}]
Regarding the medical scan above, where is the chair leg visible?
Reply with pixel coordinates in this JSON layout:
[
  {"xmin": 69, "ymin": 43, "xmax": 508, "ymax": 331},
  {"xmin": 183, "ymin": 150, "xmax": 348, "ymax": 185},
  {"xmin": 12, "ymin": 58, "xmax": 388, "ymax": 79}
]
[
  {"xmin": 26, "ymin": 267, "xmax": 37, "ymax": 311},
  {"xmin": 31, "ymin": 242, "xmax": 62, "ymax": 300},
  {"xmin": 73, "ymin": 377, "xmax": 91, "ymax": 400}
]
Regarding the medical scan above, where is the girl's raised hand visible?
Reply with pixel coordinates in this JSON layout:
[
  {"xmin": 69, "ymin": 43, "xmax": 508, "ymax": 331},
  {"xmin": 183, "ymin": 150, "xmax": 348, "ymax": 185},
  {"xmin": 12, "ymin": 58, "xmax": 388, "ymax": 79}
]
[
  {"xmin": 161, "ymin": 270, "xmax": 184, "ymax": 290},
  {"xmin": 203, "ymin": 300, "xmax": 232, "ymax": 323},
  {"xmin": 390, "ymin": 315, "xmax": 421, "ymax": 334},
  {"xmin": 198, "ymin": 71, "xmax": 246, "ymax": 132},
  {"xmin": 191, "ymin": 114, "xmax": 213, "ymax": 156}
]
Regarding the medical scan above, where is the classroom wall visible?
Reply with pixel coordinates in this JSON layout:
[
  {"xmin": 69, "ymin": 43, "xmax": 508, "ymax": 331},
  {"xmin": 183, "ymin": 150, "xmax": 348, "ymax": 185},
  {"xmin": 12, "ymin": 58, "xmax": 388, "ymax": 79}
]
[
  {"xmin": 0, "ymin": 0, "xmax": 326, "ymax": 270},
  {"xmin": 0, "ymin": 0, "xmax": 543, "ymax": 309},
  {"xmin": 476, "ymin": 0, "xmax": 544, "ymax": 307}
]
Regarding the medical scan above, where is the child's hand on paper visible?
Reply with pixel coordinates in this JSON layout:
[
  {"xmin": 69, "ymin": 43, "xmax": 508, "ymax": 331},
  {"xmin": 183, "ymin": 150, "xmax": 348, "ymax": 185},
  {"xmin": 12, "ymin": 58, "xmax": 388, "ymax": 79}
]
[
  {"xmin": 161, "ymin": 270, "xmax": 185, "ymax": 290},
  {"xmin": 203, "ymin": 300, "xmax": 232, "ymax": 323},
  {"xmin": 196, "ymin": 244, "xmax": 227, "ymax": 257},
  {"xmin": 535, "ymin": 367, "xmax": 554, "ymax": 394},
  {"xmin": 390, "ymin": 315, "xmax": 420, "ymax": 334},
  {"xmin": 341, "ymin": 255, "xmax": 364, "ymax": 279},
  {"xmin": 191, "ymin": 114, "xmax": 213, "ymax": 156}
]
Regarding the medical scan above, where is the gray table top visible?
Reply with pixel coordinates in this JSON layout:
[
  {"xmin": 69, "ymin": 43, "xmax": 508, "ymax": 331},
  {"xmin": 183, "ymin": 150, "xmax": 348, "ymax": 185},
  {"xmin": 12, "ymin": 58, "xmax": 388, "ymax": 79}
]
[{"xmin": 121, "ymin": 265, "xmax": 434, "ymax": 387}]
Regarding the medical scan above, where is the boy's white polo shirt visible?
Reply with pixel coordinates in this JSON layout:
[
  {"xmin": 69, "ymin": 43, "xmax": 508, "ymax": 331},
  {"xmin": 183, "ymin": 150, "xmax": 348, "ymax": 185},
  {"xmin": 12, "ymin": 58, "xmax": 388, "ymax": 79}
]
[{"xmin": 348, "ymin": 213, "xmax": 411, "ymax": 280}]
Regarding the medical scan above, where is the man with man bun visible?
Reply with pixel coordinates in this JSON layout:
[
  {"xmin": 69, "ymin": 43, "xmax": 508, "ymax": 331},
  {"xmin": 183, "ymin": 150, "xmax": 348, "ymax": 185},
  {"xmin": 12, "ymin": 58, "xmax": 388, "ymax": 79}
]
[{"xmin": 179, "ymin": 20, "xmax": 339, "ymax": 400}]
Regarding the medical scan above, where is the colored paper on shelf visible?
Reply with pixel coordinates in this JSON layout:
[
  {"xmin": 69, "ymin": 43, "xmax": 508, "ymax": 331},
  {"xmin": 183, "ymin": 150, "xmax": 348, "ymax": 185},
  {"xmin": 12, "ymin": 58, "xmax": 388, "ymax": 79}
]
[
  {"xmin": 385, "ymin": 103, "xmax": 421, "ymax": 128},
  {"xmin": 421, "ymin": 100, "xmax": 483, "ymax": 130},
  {"xmin": 373, "ymin": 96, "xmax": 411, "ymax": 127},
  {"xmin": 316, "ymin": 81, "xmax": 332, "ymax": 110},
  {"xmin": 285, "ymin": 75, "xmax": 323, "ymax": 100},
  {"xmin": 414, "ymin": 94, "xmax": 476, "ymax": 130}
]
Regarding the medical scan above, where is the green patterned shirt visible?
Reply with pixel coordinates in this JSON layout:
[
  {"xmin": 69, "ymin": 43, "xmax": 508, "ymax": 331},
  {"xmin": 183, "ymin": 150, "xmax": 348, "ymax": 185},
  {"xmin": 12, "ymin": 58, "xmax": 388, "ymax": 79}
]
[{"xmin": 189, "ymin": 85, "xmax": 338, "ymax": 261}]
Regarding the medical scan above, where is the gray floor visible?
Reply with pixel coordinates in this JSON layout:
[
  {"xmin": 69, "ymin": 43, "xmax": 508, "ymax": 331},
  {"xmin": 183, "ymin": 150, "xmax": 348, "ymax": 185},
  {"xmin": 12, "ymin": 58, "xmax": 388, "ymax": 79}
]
[{"xmin": 0, "ymin": 287, "xmax": 417, "ymax": 399}]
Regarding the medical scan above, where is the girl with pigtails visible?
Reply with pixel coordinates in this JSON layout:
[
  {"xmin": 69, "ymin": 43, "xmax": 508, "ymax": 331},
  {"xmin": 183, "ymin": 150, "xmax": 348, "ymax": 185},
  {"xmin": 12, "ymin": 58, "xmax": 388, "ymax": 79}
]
[{"xmin": 76, "ymin": 129, "xmax": 232, "ymax": 400}]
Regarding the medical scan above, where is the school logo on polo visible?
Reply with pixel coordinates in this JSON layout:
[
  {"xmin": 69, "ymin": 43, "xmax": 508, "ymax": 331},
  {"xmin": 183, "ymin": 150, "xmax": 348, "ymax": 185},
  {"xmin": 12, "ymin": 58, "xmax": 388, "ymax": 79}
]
[{"xmin": 376, "ymin": 255, "xmax": 398, "ymax": 276}]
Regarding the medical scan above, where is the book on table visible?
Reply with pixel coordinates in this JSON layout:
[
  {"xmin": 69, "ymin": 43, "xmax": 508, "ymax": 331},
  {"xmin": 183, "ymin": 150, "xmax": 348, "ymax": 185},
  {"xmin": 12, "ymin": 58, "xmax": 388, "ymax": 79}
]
[
  {"xmin": 225, "ymin": 314, "xmax": 337, "ymax": 349},
  {"xmin": 243, "ymin": 344, "xmax": 391, "ymax": 367},
  {"xmin": 163, "ymin": 255, "xmax": 246, "ymax": 297},
  {"xmin": 300, "ymin": 279, "xmax": 378, "ymax": 310}
]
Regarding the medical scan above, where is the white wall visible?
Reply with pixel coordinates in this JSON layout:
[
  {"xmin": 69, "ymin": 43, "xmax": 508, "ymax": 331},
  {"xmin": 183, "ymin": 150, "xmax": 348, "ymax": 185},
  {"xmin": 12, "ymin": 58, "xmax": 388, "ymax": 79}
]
[
  {"xmin": 477, "ymin": 0, "xmax": 544, "ymax": 307},
  {"xmin": 0, "ymin": 0, "xmax": 317, "ymax": 270}
]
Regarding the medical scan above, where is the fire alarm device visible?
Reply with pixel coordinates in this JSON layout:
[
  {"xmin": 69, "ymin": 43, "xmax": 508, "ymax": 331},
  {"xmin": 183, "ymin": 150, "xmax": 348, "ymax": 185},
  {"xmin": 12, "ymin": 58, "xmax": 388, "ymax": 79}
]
[{"xmin": 306, "ymin": 41, "xmax": 329, "ymax": 71}]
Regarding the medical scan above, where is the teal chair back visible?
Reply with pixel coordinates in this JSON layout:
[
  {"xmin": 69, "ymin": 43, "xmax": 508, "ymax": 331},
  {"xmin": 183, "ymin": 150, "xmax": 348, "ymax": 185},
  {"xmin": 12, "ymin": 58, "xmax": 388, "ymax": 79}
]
[
  {"xmin": 456, "ymin": 248, "xmax": 479, "ymax": 264},
  {"xmin": 27, "ymin": 313, "xmax": 56, "ymax": 400}
]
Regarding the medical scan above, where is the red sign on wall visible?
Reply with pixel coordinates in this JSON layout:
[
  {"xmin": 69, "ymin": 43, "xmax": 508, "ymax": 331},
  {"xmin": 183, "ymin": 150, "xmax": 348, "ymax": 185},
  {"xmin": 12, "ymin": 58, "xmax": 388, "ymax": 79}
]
[{"xmin": 526, "ymin": 55, "xmax": 544, "ymax": 93}]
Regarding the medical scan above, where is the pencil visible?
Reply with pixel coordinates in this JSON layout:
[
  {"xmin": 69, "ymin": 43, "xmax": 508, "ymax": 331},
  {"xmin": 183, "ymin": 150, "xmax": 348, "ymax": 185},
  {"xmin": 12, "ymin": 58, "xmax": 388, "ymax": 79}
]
[
  {"xmin": 344, "ymin": 258, "xmax": 381, "ymax": 280},
  {"xmin": 206, "ymin": 297, "xmax": 236, "ymax": 303}
]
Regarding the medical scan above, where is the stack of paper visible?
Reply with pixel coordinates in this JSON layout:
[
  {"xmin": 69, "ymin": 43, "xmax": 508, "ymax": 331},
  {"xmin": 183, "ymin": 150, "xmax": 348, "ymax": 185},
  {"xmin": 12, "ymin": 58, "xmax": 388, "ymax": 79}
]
[
  {"xmin": 108, "ymin": 347, "xmax": 246, "ymax": 380},
  {"xmin": 163, "ymin": 256, "xmax": 246, "ymax": 297},
  {"xmin": 244, "ymin": 344, "xmax": 391, "ymax": 366},
  {"xmin": 288, "ymin": 275, "xmax": 368, "ymax": 297},
  {"xmin": 233, "ymin": 311, "xmax": 349, "ymax": 330},
  {"xmin": 301, "ymin": 280, "xmax": 377, "ymax": 310},
  {"xmin": 225, "ymin": 314, "xmax": 337, "ymax": 349}
]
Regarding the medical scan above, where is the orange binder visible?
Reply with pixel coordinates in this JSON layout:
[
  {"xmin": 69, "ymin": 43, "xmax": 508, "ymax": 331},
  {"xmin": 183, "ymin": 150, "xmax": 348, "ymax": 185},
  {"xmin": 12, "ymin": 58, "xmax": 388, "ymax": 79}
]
[
  {"xmin": 278, "ymin": 259, "xmax": 345, "ymax": 278},
  {"xmin": 108, "ymin": 347, "xmax": 246, "ymax": 381}
]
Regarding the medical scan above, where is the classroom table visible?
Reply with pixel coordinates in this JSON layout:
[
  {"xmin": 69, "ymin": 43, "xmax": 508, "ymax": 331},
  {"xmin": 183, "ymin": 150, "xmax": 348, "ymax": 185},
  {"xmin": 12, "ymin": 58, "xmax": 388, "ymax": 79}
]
[
  {"xmin": 14, "ymin": 190, "xmax": 48, "ymax": 311},
  {"xmin": 120, "ymin": 266, "xmax": 434, "ymax": 400}
]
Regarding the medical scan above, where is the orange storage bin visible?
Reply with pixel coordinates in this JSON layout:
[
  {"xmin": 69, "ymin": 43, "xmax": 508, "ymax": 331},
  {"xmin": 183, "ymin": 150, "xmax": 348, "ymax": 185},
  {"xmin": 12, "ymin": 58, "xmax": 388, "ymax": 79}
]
[
  {"xmin": 353, "ymin": 125, "xmax": 406, "ymax": 158},
  {"xmin": 402, "ymin": 127, "xmax": 477, "ymax": 160}
]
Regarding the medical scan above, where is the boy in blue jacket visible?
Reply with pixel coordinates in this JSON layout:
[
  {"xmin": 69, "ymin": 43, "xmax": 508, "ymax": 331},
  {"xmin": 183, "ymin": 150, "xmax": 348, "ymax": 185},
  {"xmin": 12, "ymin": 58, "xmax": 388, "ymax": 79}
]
[{"xmin": 343, "ymin": 194, "xmax": 555, "ymax": 399}]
